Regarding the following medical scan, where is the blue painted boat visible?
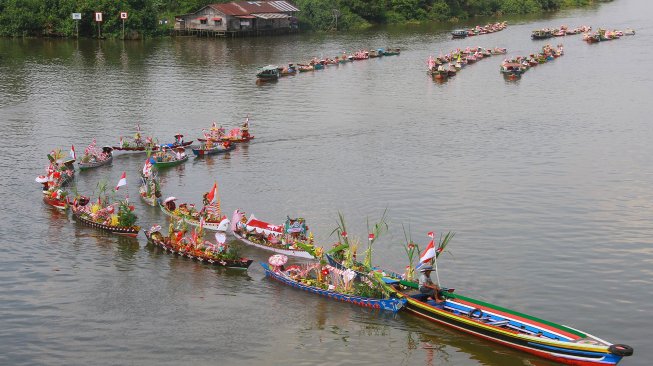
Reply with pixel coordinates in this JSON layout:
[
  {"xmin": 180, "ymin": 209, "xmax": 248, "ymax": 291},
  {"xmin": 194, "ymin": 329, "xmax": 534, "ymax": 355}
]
[{"xmin": 261, "ymin": 263, "xmax": 406, "ymax": 312}]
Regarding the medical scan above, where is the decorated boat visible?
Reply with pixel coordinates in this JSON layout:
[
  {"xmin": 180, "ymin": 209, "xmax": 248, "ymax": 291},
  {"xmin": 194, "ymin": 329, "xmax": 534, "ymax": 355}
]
[
  {"xmin": 159, "ymin": 182, "xmax": 228, "ymax": 232},
  {"xmin": 531, "ymin": 29, "xmax": 553, "ymax": 40},
  {"xmin": 71, "ymin": 195, "xmax": 140, "ymax": 237},
  {"xmin": 383, "ymin": 48, "xmax": 401, "ymax": 56},
  {"xmin": 393, "ymin": 284, "xmax": 633, "ymax": 365},
  {"xmin": 42, "ymin": 147, "xmax": 75, "ymax": 187},
  {"xmin": 113, "ymin": 126, "xmax": 158, "ymax": 151},
  {"xmin": 261, "ymin": 259, "xmax": 406, "ymax": 312},
  {"xmin": 451, "ymin": 29, "xmax": 468, "ymax": 39},
  {"xmin": 139, "ymin": 159, "xmax": 161, "ymax": 206},
  {"xmin": 150, "ymin": 147, "xmax": 188, "ymax": 168},
  {"xmin": 278, "ymin": 63, "xmax": 297, "ymax": 76},
  {"xmin": 78, "ymin": 141, "xmax": 113, "ymax": 170},
  {"xmin": 368, "ymin": 49, "xmax": 384, "ymax": 58},
  {"xmin": 231, "ymin": 210, "xmax": 315, "ymax": 259},
  {"xmin": 222, "ymin": 115, "xmax": 254, "ymax": 142},
  {"xmin": 41, "ymin": 187, "xmax": 69, "ymax": 210},
  {"xmin": 256, "ymin": 65, "xmax": 280, "ymax": 80},
  {"xmin": 145, "ymin": 222, "xmax": 253, "ymax": 270},
  {"xmin": 158, "ymin": 134, "xmax": 194, "ymax": 149},
  {"xmin": 191, "ymin": 140, "xmax": 235, "ymax": 157},
  {"xmin": 382, "ymin": 230, "xmax": 634, "ymax": 366}
]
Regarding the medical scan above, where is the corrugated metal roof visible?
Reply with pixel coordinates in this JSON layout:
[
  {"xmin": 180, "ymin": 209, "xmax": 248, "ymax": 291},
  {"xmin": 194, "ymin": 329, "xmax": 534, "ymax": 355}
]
[
  {"xmin": 268, "ymin": 1, "xmax": 300, "ymax": 12},
  {"xmin": 211, "ymin": 1, "xmax": 299, "ymax": 16},
  {"xmin": 254, "ymin": 13, "xmax": 291, "ymax": 19}
]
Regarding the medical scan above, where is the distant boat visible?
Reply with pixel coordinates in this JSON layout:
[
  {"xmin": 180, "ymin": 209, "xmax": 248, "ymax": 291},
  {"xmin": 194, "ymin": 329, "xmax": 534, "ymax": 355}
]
[{"xmin": 256, "ymin": 65, "xmax": 280, "ymax": 80}]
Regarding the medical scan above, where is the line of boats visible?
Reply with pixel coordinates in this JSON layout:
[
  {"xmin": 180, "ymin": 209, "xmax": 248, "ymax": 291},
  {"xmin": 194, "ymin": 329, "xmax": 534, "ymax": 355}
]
[
  {"xmin": 37, "ymin": 143, "xmax": 636, "ymax": 366},
  {"xmin": 500, "ymin": 44, "xmax": 564, "ymax": 80},
  {"xmin": 451, "ymin": 21, "xmax": 508, "ymax": 39},
  {"xmin": 531, "ymin": 25, "xmax": 592, "ymax": 39},
  {"xmin": 427, "ymin": 46, "xmax": 507, "ymax": 80},
  {"xmin": 256, "ymin": 47, "xmax": 401, "ymax": 81},
  {"xmin": 583, "ymin": 28, "xmax": 635, "ymax": 43}
]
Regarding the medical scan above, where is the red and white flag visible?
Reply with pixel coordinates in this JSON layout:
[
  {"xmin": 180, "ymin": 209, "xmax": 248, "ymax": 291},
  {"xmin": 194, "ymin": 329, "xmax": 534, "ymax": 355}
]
[
  {"xmin": 427, "ymin": 231, "xmax": 435, "ymax": 239},
  {"xmin": 70, "ymin": 145, "xmax": 76, "ymax": 160},
  {"xmin": 199, "ymin": 216, "xmax": 205, "ymax": 230},
  {"xmin": 368, "ymin": 233, "xmax": 375, "ymax": 241},
  {"xmin": 206, "ymin": 182, "xmax": 218, "ymax": 204},
  {"xmin": 115, "ymin": 172, "xmax": 127, "ymax": 190},
  {"xmin": 419, "ymin": 238, "xmax": 436, "ymax": 263}
]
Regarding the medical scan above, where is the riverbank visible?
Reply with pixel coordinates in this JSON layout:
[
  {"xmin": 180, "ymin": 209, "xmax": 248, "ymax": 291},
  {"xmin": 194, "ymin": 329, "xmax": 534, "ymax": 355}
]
[{"xmin": 0, "ymin": 0, "xmax": 611, "ymax": 38}]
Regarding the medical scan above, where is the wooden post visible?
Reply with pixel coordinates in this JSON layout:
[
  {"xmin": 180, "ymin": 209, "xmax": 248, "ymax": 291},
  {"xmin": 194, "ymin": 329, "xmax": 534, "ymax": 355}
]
[{"xmin": 122, "ymin": 19, "xmax": 125, "ymax": 40}]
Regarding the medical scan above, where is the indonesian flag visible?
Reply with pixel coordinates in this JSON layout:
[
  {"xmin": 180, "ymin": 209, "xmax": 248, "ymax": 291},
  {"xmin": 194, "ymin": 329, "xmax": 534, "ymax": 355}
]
[
  {"xmin": 206, "ymin": 182, "xmax": 218, "ymax": 204},
  {"xmin": 115, "ymin": 172, "xmax": 127, "ymax": 190},
  {"xmin": 70, "ymin": 145, "xmax": 76, "ymax": 160},
  {"xmin": 368, "ymin": 233, "xmax": 375, "ymax": 241},
  {"xmin": 199, "ymin": 216, "xmax": 205, "ymax": 230},
  {"xmin": 427, "ymin": 231, "xmax": 435, "ymax": 239},
  {"xmin": 419, "ymin": 238, "xmax": 436, "ymax": 263}
]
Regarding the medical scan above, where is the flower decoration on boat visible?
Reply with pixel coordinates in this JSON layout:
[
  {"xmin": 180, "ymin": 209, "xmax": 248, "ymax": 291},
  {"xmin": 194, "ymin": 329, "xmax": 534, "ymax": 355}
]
[{"xmin": 268, "ymin": 254, "xmax": 288, "ymax": 268}]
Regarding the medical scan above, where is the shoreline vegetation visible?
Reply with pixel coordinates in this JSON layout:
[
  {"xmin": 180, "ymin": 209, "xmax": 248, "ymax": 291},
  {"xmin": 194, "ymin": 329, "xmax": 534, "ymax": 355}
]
[{"xmin": 0, "ymin": 0, "xmax": 612, "ymax": 38}]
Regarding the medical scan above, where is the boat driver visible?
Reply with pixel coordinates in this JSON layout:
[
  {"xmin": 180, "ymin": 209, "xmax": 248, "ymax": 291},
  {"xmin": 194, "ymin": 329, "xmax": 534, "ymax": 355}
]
[{"xmin": 419, "ymin": 266, "xmax": 444, "ymax": 303}]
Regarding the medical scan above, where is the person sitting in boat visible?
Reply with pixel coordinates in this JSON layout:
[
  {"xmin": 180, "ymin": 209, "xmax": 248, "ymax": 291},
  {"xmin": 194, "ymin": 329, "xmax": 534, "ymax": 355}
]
[
  {"xmin": 419, "ymin": 266, "xmax": 444, "ymax": 304},
  {"xmin": 175, "ymin": 148, "xmax": 185, "ymax": 160},
  {"xmin": 175, "ymin": 134, "xmax": 183, "ymax": 145},
  {"xmin": 165, "ymin": 199, "xmax": 176, "ymax": 211}
]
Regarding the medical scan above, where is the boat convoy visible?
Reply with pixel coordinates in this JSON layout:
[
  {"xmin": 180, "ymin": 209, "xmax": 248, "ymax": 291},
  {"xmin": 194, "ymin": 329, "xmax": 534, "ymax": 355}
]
[
  {"xmin": 256, "ymin": 47, "xmax": 402, "ymax": 81},
  {"xmin": 37, "ymin": 22, "xmax": 638, "ymax": 366},
  {"xmin": 451, "ymin": 21, "xmax": 508, "ymax": 38}
]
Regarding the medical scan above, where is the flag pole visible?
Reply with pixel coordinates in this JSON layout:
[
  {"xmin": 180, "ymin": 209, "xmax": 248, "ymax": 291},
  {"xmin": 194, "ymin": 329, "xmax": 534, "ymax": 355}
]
[{"xmin": 433, "ymin": 254, "xmax": 441, "ymax": 287}]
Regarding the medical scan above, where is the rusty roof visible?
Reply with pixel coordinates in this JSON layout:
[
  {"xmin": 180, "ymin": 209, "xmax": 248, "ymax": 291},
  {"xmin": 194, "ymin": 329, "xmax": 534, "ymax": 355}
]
[{"xmin": 210, "ymin": 1, "xmax": 298, "ymax": 16}]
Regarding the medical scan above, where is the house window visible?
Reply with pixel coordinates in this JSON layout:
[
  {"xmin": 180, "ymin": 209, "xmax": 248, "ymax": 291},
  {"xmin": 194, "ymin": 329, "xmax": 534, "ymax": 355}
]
[{"xmin": 200, "ymin": 19, "xmax": 207, "ymax": 25}]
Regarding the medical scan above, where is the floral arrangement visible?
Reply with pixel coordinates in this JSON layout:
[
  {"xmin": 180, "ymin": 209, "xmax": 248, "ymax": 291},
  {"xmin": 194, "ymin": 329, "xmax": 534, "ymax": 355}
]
[{"xmin": 80, "ymin": 140, "xmax": 109, "ymax": 163}]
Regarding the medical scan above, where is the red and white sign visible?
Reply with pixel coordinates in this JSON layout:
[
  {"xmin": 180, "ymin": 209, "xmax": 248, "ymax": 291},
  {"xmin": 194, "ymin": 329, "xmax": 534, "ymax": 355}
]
[
  {"xmin": 120, "ymin": 12, "xmax": 128, "ymax": 20},
  {"xmin": 95, "ymin": 12, "xmax": 103, "ymax": 22}
]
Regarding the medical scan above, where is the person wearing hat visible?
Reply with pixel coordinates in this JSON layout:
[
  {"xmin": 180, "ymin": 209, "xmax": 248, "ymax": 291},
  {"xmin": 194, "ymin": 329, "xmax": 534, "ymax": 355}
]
[{"xmin": 419, "ymin": 266, "xmax": 443, "ymax": 303}]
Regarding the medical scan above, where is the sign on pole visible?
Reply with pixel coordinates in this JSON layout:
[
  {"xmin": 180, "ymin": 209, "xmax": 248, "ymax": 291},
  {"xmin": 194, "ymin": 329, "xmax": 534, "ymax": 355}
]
[
  {"xmin": 72, "ymin": 13, "xmax": 81, "ymax": 20},
  {"xmin": 95, "ymin": 12, "xmax": 103, "ymax": 22},
  {"xmin": 120, "ymin": 12, "xmax": 128, "ymax": 20},
  {"xmin": 120, "ymin": 12, "xmax": 128, "ymax": 40}
]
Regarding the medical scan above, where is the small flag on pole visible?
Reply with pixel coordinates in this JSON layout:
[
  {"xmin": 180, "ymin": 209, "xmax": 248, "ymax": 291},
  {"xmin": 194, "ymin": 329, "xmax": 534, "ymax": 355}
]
[
  {"xmin": 70, "ymin": 145, "xmax": 76, "ymax": 160},
  {"xmin": 368, "ymin": 233, "xmax": 375, "ymax": 241},
  {"xmin": 115, "ymin": 172, "xmax": 127, "ymax": 190},
  {"xmin": 341, "ymin": 231, "xmax": 347, "ymax": 238},
  {"xmin": 206, "ymin": 182, "xmax": 218, "ymax": 204},
  {"xmin": 419, "ymin": 237, "xmax": 436, "ymax": 263},
  {"xmin": 427, "ymin": 231, "xmax": 435, "ymax": 238}
]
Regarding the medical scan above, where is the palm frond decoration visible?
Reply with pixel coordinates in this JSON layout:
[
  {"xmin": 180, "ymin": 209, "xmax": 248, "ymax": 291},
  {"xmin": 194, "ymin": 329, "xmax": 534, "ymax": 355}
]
[{"xmin": 363, "ymin": 208, "xmax": 388, "ymax": 269}]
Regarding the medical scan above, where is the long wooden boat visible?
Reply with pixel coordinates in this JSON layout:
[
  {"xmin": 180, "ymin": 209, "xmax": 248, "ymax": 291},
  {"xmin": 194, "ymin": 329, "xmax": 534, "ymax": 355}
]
[
  {"xmin": 191, "ymin": 143, "xmax": 235, "ymax": 157},
  {"xmin": 43, "ymin": 193, "xmax": 68, "ymax": 210},
  {"xmin": 152, "ymin": 154, "xmax": 188, "ymax": 168},
  {"xmin": 71, "ymin": 206, "xmax": 140, "ymax": 237},
  {"xmin": 256, "ymin": 65, "xmax": 280, "ymax": 80},
  {"xmin": 144, "ymin": 230, "xmax": 253, "ymax": 269},
  {"xmin": 231, "ymin": 212, "xmax": 315, "ymax": 259},
  {"xmin": 78, "ymin": 153, "xmax": 113, "ymax": 170},
  {"xmin": 451, "ymin": 29, "xmax": 468, "ymax": 39},
  {"xmin": 159, "ymin": 203, "xmax": 225, "ymax": 231},
  {"xmin": 262, "ymin": 263, "xmax": 406, "ymax": 312},
  {"xmin": 139, "ymin": 184, "xmax": 158, "ymax": 206},
  {"xmin": 233, "ymin": 230, "xmax": 314, "ymax": 259},
  {"xmin": 392, "ymin": 286, "xmax": 633, "ymax": 365},
  {"xmin": 383, "ymin": 48, "xmax": 401, "ymax": 56},
  {"xmin": 158, "ymin": 140, "xmax": 193, "ymax": 149}
]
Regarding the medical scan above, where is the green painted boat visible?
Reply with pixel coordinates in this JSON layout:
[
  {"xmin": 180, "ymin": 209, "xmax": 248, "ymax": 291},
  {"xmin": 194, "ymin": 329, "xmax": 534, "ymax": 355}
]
[{"xmin": 151, "ymin": 154, "xmax": 188, "ymax": 168}]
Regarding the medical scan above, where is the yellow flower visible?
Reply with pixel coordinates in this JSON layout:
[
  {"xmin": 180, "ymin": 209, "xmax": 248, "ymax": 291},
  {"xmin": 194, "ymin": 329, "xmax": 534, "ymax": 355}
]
[
  {"xmin": 91, "ymin": 204, "xmax": 100, "ymax": 214},
  {"xmin": 110, "ymin": 214, "xmax": 119, "ymax": 226}
]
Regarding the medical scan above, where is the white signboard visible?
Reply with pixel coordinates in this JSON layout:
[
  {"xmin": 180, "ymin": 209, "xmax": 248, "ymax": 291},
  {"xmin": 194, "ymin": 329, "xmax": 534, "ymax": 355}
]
[
  {"xmin": 95, "ymin": 12, "xmax": 103, "ymax": 22},
  {"xmin": 240, "ymin": 21, "xmax": 250, "ymax": 26},
  {"xmin": 120, "ymin": 12, "xmax": 128, "ymax": 20},
  {"xmin": 72, "ymin": 13, "xmax": 81, "ymax": 20}
]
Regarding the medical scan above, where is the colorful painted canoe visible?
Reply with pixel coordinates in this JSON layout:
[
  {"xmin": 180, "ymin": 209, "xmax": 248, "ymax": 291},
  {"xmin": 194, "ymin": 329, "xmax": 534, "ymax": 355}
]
[
  {"xmin": 191, "ymin": 144, "xmax": 235, "ymax": 157},
  {"xmin": 158, "ymin": 141, "xmax": 193, "ymax": 149},
  {"xmin": 261, "ymin": 263, "xmax": 406, "ymax": 312},
  {"xmin": 43, "ymin": 194, "xmax": 68, "ymax": 210},
  {"xmin": 71, "ymin": 209, "xmax": 140, "ymax": 237},
  {"xmin": 144, "ymin": 230, "xmax": 253, "ymax": 269},
  {"xmin": 392, "ymin": 287, "xmax": 633, "ymax": 365},
  {"xmin": 152, "ymin": 154, "xmax": 188, "ymax": 168}
]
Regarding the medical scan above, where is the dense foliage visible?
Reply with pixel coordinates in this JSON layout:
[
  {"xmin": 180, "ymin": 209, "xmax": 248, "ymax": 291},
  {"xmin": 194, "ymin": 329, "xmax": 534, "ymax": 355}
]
[{"xmin": 0, "ymin": 0, "xmax": 605, "ymax": 36}]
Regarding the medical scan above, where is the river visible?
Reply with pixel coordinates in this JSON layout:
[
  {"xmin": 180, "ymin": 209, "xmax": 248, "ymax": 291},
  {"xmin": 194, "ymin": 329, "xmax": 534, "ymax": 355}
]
[{"xmin": 0, "ymin": 1, "xmax": 651, "ymax": 365}]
